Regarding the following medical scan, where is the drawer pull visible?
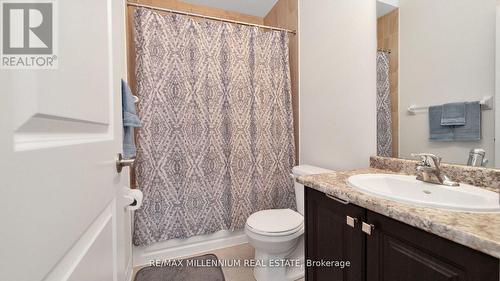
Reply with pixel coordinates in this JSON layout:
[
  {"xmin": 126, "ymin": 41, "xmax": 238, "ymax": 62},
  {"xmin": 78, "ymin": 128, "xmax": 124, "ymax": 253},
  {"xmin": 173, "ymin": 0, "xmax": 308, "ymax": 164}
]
[
  {"xmin": 362, "ymin": 222, "xmax": 375, "ymax": 235},
  {"xmin": 346, "ymin": 216, "xmax": 357, "ymax": 228},
  {"xmin": 325, "ymin": 193, "xmax": 350, "ymax": 205}
]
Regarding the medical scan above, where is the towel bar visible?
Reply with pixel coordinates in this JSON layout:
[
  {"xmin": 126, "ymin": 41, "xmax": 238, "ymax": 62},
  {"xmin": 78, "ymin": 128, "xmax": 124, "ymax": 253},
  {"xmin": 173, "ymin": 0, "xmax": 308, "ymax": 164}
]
[{"xmin": 407, "ymin": 96, "xmax": 493, "ymax": 115}]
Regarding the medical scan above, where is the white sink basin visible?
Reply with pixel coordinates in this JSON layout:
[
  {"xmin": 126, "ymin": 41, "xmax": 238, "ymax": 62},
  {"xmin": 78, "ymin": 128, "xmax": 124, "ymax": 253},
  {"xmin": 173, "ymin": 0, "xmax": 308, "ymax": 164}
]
[{"xmin": 347, "ymin": 174, "xmax": 500, "ymax": 213}]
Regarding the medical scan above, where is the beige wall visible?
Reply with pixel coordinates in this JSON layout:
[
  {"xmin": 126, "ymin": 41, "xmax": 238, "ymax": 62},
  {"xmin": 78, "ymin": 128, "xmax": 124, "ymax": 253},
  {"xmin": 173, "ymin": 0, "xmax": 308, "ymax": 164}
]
[
  {"xmin": 299, "ymin": 0, "xmax": 377, "ymax": 170},
  {"xmin": 399, "ymin": 0, "xmax": 496, "ymax": 166}
]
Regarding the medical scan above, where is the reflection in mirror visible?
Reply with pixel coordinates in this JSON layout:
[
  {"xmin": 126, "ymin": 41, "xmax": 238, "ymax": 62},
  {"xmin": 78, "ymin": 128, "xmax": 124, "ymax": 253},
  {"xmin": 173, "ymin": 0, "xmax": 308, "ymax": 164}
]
[{"xmin": 375, "ymin": 0, "xmax": 498, "ymax": 168}]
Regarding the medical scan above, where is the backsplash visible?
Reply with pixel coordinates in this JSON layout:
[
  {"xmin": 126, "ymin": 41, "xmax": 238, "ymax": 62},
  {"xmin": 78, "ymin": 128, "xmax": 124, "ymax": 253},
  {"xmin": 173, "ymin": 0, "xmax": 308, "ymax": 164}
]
[{"xmin": 370, "ymin": 156, "xmax": 500, "ymax": 192}]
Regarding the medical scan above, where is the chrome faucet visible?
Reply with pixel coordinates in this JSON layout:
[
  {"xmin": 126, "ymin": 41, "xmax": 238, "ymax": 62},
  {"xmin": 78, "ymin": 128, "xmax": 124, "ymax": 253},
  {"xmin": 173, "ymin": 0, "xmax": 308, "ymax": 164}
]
[
  {"xmin": 467, "ymin": 148, "xmax": 488, "ymax": 167},
  {"xmin": 411, "ymin": 153, "xmax": 459, "ymax": 187}
]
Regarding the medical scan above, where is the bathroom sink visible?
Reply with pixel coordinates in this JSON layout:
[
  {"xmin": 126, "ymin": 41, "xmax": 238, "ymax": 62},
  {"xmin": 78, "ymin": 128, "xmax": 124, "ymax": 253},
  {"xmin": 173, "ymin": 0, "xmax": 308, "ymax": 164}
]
[{"xmin": 347, "ymin": 174, "xmax": 500, "ymax": 213}]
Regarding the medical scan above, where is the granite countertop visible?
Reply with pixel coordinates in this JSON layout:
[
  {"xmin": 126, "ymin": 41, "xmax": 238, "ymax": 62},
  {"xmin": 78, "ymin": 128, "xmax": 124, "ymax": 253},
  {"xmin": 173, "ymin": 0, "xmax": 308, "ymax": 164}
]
[{"xmin": 297, "ymin": 168, "xmax": 500, "ymax": 259}]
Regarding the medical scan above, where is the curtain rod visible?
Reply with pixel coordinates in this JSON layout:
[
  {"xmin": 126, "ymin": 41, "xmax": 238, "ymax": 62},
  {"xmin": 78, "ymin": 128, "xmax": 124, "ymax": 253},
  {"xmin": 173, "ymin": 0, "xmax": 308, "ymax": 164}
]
[
  {"xmin": 127, "ymin": 2, "xmax": 297, "ymax": 35},
  {"xmin": 377, "ymin": 48, "xmax": 392, "ymax": 53}
]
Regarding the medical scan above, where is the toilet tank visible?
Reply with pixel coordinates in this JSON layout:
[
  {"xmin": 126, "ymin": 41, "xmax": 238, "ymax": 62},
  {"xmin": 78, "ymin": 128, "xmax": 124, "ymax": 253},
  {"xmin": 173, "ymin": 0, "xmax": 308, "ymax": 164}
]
[{"xmin": 292, "ymin": 165, "xmax": 333, "ymax": 215}]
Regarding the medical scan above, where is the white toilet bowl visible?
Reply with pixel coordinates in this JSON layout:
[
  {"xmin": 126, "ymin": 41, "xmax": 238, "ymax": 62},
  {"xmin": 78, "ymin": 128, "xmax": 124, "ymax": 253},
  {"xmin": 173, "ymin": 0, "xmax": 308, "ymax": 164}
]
[
  {"xmin": 245, "ymin": 209, "xmax": 304, "ymax": 281},
  {"xmin": 245, "ymin": 165, "xmax": 332, "ymax": 281}
]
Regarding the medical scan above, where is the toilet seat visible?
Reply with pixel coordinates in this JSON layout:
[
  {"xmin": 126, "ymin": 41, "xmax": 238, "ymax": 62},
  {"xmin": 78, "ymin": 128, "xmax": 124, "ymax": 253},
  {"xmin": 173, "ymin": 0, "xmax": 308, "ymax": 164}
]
[{"xmin": 246, "ymin": 209, "xmax": 303, "ymax": 237}]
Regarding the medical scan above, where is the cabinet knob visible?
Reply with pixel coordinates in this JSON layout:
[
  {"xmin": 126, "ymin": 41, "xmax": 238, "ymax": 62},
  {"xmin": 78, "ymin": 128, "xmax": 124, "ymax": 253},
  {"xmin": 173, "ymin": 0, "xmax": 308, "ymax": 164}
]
[
  {"xmin": 362, "ymin": 222, "xmax": 375, "ymax": 235},
  {"xmin": 346, "ymin": 216, "xmax": 358, "ymax": 228}
]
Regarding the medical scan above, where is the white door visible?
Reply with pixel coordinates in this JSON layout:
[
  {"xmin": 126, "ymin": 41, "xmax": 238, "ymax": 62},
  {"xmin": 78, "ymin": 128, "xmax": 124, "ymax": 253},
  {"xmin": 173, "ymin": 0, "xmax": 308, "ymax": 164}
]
[{"xmin": 0, "ymin": 0, "xmax": 132, "ymax": 281}]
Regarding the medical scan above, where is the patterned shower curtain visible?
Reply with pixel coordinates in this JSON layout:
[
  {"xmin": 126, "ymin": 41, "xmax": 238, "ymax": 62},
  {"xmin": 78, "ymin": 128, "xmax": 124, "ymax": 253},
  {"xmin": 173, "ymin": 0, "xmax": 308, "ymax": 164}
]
[
  {"xmin": 132, "ymin": 8, "xmax": 296, "ymax": 246},
  {"xmin": 376, "ymin": 51, "xmax": 392, "ymax": 157}
]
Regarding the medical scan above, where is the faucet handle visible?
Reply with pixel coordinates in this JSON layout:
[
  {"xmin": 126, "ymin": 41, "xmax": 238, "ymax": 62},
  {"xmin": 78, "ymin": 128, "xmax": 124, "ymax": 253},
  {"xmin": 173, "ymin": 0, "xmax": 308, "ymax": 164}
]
[
  {"xmin": 411, "ymin": 153, "xmax": 441, "ymax": 167},
  {"xmin": 412, "ymin": 153, "xmax": 431, "ymax": 166}
]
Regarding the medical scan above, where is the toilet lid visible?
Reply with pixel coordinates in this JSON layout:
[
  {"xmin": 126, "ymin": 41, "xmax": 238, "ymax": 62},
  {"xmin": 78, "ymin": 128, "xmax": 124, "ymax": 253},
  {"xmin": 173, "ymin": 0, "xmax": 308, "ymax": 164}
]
[{"xmin": 246, "ymin": 209, "xmax": 303, "ymax": 234}]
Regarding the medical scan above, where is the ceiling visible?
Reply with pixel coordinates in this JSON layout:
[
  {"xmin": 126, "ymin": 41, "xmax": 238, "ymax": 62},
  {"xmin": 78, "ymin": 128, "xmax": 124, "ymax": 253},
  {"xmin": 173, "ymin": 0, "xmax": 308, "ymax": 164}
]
[
  {"xmin": 184, "ymin": 0, "xmax": 397, "ymax": 19},
  {"xmin": 377, "ymin": 0, "xmax": 398, "ymax": 18},
  {"xmin": 182, "ymin": 0, "xmax": 278, "ymax": 17}
]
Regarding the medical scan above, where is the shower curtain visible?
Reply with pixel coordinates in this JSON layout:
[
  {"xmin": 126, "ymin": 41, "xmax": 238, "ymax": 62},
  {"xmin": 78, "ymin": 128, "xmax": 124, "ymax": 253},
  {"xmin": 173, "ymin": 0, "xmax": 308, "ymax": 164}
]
[
  {"xmin": 376, "ymin": 51, "xmax": 392, "ymax": 157},
  {"xmin": 132, "ymin": 8, "xmax": 296, "ymax": 246}
]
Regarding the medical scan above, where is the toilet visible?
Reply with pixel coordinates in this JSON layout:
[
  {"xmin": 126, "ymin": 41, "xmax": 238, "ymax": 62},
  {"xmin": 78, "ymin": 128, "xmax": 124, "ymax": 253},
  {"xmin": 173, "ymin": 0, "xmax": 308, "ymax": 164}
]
[{"xmin": 245, "ymin": 165, "xmax": 332, "ymax": 281}]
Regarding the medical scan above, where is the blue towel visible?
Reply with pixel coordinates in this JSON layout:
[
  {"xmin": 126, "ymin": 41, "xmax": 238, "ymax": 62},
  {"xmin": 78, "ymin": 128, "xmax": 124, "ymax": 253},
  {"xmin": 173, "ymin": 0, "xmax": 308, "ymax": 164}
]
[
  {"xmin": 429, "ymin": 105, "xmax": 453, "ymax": 141},
  {"xmin": 454, "ymin": 102, "xmax": 481, "ymax": 141},
  {"xmin": 429, "ymin": 105, "xmax": 454, "ymax": 141},
  {"xmin": 441, "ymin": 102, "xmax": 466, "ymax": 126},
  {"xmin": 122, "ymin": 80, "xmax": 141, "ymax": 158}
]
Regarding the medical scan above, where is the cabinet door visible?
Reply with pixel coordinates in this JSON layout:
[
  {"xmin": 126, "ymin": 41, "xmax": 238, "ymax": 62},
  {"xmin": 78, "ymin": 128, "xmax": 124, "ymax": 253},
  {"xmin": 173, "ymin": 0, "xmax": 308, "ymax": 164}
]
[
  {"xmin": 366, "ymin": 211, "xmax": 499, "ymax": 281},
  {"xmin": 305, "ymin": 188, "xmax": 366, "ymax": 281}
]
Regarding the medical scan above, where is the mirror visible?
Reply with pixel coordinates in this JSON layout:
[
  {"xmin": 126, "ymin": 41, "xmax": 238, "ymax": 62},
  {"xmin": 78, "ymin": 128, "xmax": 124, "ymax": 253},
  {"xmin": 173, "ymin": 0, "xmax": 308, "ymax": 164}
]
[{"xmin": 376, "ymin": 0, "xmax": 498, "ymax": 168}]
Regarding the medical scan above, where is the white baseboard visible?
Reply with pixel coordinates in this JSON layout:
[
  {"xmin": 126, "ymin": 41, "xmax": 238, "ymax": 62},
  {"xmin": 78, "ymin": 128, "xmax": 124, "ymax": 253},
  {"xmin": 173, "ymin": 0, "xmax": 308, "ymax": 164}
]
[{"xmin": 133, "ymin": 230, "xmax": 248, "ymax": 267}]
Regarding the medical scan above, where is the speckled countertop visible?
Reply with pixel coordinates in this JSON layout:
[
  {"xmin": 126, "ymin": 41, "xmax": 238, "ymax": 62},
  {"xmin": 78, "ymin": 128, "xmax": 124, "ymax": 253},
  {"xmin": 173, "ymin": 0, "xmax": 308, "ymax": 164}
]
[{"xmin": 297, "ymin": 167, "xmax": 500, "ymax": 259}]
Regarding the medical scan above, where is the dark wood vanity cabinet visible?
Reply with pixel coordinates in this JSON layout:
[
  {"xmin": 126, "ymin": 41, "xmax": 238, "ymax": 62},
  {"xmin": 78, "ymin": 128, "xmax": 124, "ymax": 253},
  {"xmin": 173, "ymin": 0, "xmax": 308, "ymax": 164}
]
[
  {"xmin": 305, "ymin": 187, "xmax": 500, "ymax": 281},
  {"xmin": 366, "ymin": 211, "xmax": 499, "ymax": 281},
  {"xmin": 305, "ymin": 188, "xmax": 366, "ymax": 281}
]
